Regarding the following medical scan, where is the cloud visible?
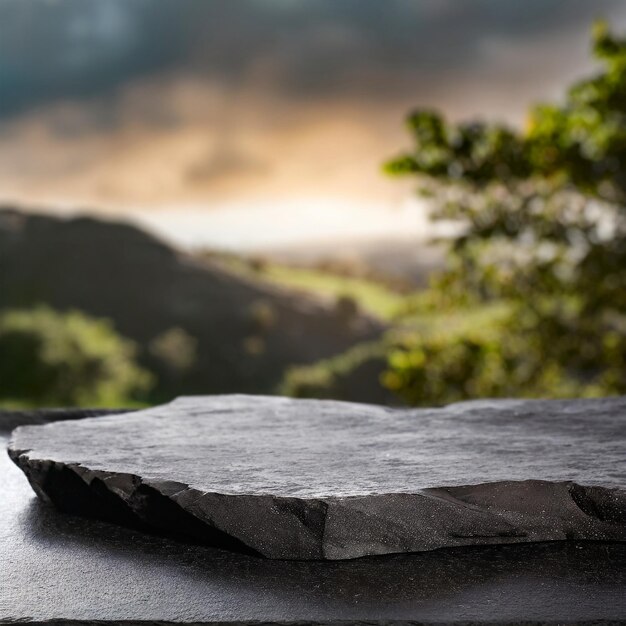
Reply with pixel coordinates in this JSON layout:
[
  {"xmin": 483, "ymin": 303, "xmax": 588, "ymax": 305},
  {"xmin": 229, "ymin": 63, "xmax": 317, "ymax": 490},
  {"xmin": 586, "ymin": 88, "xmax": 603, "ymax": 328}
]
[
  {"xmin": 1, "ymin": 0, "xmax": 626, "ymax": 213},
  {"xmin": 2, "ymin": 0, "xmax": 625, "ymax": 117},
  {"xmin": 186, "ymin": 147, "xmax": 270, "ymax": 186}
]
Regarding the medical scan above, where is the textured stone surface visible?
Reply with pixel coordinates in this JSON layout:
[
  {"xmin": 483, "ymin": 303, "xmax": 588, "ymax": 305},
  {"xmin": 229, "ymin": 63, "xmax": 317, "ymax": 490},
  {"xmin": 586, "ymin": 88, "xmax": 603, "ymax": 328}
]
[
  {"xmin": 8, "ymin": 395, "xmax": 626, "ymax": 560},
  {"xmin": 2, "ymin": 425, "xmax": 626, "ymax": 625}
]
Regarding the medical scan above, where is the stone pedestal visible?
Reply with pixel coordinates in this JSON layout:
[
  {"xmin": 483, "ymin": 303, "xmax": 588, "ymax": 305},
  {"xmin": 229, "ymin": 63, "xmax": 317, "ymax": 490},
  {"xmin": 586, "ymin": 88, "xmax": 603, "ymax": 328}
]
[{"xmin": 2, "ymin": 399, "xmax": 625, "ymax": 624}]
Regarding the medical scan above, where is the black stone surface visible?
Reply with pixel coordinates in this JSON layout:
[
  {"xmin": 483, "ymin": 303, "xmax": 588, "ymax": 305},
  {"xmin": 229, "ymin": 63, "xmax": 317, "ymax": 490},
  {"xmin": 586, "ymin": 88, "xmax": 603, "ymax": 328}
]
[
  {"xmin": 8, "ymin": 395, "xmax": 626, "ymax": 560},
  {"xmin": 2, "ymin": 424, "xmax": 626, "ymax": 625}
]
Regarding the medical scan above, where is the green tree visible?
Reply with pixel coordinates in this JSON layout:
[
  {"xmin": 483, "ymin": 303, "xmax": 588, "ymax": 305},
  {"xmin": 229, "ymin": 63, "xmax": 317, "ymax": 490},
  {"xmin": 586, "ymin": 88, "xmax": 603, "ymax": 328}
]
[
  {"xmin": 0, "ymin": 307, "xmax": 153, "ymax": 407},
  {"xmin": 384, "ymin": 22, "xmax": 626, "ymax": 405}
]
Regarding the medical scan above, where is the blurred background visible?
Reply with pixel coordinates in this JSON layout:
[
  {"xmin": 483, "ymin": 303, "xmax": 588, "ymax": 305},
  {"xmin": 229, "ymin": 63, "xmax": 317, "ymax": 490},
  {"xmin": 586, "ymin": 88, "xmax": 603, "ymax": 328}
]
[{"xmin": 1, "ymin": 0, "xmax": 625, "ymax": 408}]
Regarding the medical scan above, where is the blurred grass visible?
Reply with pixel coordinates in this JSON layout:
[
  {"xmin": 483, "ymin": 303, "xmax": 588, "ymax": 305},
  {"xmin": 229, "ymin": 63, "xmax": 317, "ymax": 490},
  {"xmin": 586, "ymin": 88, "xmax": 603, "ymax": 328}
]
[
  {"xmin": 264, "ymin": 265, "xmax": 406, "ymax": 319},
  {"xmin": 280, "ymin": 301, "xmax": 511, "ymax": 402},
  {"xmin": 392, "ymin": 300, "xmax": 512, "ymax": 338},
  {"xmin": 209, "ymin": 253, "xmax": 408, "ymax": 321}
]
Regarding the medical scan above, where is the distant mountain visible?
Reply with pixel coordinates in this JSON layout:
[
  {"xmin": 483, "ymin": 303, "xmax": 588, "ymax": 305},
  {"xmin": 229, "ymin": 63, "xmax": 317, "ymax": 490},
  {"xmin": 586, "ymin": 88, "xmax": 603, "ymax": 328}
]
[
  {"xmin": 0, "ymin": 208, "xmax": 382, "ymax": 399},
  {"xmin": 261, "ymin": 236, "xmax": 444, "ymax": 288}
]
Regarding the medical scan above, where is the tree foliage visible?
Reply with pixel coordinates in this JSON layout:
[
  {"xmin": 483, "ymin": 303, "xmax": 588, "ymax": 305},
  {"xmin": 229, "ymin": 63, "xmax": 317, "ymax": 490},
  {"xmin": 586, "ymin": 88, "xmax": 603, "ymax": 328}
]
[
  {"xmin": 384, "ymin": 22, "xmax": 626, "ymax": 405},
  {"xmin": 0, "ymin": 307, "xmax": 152, "ymax": 407}
]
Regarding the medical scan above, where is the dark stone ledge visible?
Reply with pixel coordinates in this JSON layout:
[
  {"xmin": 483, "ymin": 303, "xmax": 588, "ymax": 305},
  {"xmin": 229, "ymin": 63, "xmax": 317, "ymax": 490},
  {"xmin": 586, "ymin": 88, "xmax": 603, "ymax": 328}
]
[
  {"xmin": 7, "ymin": 395, "xmax": 626, "ymax": 560},
  {"xmin": 2, "ymin": 408, "xmax": 626, "ymax": 625}
]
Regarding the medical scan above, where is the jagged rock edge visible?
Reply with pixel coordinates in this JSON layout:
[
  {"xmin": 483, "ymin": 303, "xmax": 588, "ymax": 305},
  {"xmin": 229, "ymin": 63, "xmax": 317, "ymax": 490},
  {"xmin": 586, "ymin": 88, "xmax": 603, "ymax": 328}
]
[{"xmin": 8, "ymin": 446, "xmax": 626, "ymax": 560}]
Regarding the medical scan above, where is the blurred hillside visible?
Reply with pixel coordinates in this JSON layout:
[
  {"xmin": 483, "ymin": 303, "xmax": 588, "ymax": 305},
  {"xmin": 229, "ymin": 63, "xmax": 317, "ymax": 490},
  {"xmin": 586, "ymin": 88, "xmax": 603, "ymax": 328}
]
[{"xmin": 0, "ymin": 208, "xmax": 382, "ymax": 404}]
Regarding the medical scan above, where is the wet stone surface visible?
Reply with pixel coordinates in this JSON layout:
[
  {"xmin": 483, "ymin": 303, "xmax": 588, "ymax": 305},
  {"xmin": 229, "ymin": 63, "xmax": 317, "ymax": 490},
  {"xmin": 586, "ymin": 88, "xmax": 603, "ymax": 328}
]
[{"xmin": 7, "ymin": 394, "xmax": 626, "ymax": 560}]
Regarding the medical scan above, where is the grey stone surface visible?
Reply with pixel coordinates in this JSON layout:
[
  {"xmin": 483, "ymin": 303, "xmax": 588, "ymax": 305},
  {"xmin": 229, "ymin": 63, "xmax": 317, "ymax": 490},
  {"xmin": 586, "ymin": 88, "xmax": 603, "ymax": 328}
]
[
  {"xmin": 8, "ymin": 395, "xmax": 626, "ymax": 560},
  {"xmin": 2, "ymin": 426, "xmax": 626, "ymax": 625}
]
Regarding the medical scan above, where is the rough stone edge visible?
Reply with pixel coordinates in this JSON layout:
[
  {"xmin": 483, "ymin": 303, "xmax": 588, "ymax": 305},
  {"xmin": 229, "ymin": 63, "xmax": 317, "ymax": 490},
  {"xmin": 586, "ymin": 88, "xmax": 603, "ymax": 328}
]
[
  {"xmin": 0, "ymin": 618, "xmax": 624, "ymax": 626},
  {"xmin": 1, "ymin": 620, "xmax": 625, "ymax": 626},
  {"xmin": 8, "ymin": 441, "xmax": 626, "ymax": 560}
]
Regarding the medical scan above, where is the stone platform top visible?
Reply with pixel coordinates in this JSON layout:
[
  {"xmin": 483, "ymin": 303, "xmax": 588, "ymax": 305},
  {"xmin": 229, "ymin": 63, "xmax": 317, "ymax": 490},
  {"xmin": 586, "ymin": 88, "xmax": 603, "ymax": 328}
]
[
  {"xmin": 8, "ymin": 395, "xmax": 626, "ymax": 560},
  {"xmin": 2, "ymin": 425, "xmax": 626, "ymax": 625}
]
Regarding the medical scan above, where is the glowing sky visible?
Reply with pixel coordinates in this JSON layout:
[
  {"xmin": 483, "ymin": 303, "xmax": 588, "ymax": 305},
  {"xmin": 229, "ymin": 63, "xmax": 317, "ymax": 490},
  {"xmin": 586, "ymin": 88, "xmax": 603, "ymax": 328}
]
[{"xmin": 1, "ymin": 0, "xmax": 625, "ymax": 249}]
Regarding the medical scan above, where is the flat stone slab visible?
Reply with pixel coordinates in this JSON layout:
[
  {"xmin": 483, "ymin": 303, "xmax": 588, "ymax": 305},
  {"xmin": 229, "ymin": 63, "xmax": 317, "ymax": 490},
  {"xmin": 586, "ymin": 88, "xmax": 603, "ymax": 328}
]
[
  {"xmin": 2, "ymin": 424, "xmax": 626, "ymax": 626},
  {"xmin": 8, "ymin": 395, "xmax": 626, "ymax": 560}
]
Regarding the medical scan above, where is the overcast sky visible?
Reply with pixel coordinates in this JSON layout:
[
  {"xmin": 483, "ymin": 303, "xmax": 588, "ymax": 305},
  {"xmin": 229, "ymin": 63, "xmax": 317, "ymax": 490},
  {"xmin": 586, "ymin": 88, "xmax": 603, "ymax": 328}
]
[{"xmin": 1, "ymin": 0, "xmax": 625, "ymax": 248}]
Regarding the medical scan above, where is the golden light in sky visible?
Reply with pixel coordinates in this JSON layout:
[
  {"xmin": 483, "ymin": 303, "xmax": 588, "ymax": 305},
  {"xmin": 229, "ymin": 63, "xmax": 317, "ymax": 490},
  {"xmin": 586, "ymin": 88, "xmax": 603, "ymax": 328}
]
[{"xmin": 2, "ymin": 0, "xmax": 625, "ymax": 249}]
